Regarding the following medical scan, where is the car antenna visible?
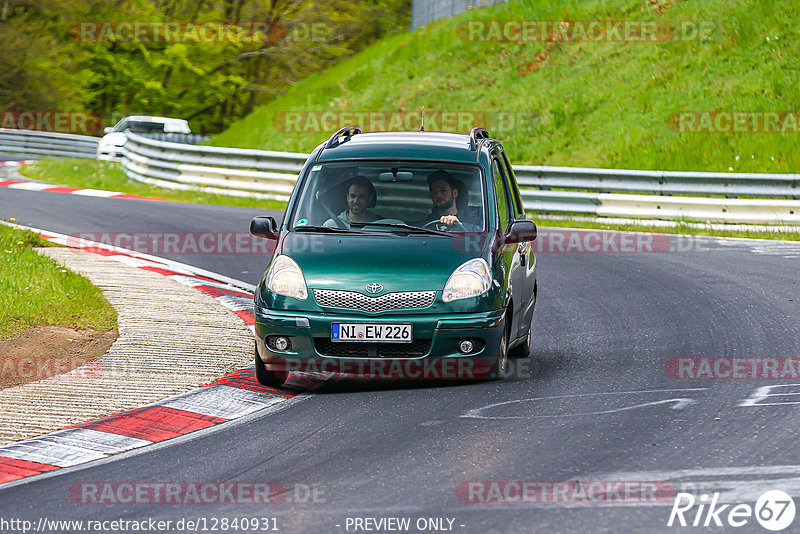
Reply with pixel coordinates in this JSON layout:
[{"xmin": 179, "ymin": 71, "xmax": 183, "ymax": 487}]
[{"xmin": 419, "ymin": 105, "xmax": 425, "ymax": 132}]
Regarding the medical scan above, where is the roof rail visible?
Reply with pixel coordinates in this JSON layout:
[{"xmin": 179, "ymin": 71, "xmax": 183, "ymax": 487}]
[
  {"xmin": 325, "ymin": 125, "xmax": 361, "ymax": 149},
  {"xmin": 469, "ymin": 127, "xmax": 490, "ymax": 150}
]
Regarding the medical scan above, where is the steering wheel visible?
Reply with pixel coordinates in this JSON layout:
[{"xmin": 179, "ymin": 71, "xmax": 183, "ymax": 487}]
[{"xmin": 423, "ymin": 220, "xmax": 460, "ymax": 232}]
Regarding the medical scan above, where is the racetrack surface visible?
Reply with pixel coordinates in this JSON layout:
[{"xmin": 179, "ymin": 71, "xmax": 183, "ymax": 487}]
[{"xmin": 1, "ymin": 188, "xmax": 799, "ymax": 533}]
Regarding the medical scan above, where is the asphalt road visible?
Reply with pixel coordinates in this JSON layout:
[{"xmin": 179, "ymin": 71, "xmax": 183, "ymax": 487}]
[
  {"xmin": 0, "ymin": 187, "xmax": 279, "ymax": 285},
  {"xmin": 2, "ymin": 187, "xmax": 800, "ymax": 533}
]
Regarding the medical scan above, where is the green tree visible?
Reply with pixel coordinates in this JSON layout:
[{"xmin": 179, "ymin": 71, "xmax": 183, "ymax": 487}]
[{"xmin": 0, "ymin": 0, "xmax": 410, "ymax": 134}]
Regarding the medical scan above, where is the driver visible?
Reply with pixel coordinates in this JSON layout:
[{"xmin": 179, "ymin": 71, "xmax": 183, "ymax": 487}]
[
  {"xmin": 425, "ymin": 170, "xmax": 481, "ymax": 230},
  {"xmin": 324, "ymin": 176, "xmax": 381, "ymax": 228}
]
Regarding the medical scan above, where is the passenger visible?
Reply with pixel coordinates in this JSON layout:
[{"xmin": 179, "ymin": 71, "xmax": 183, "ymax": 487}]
[
  {"xmin": 324, "ymin": 176, "xmax": 382, "ymax": 228},
  {"xmin": 425, "ymin": 170, "xmax": 482, "ymax": 230}
]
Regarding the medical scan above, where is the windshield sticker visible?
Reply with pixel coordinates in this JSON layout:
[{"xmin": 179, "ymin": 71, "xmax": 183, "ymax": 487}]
[
  {"xmin": 296, "ymin": 218, "xmax": 309, "ymax": 227},
  {"xmin": 311, "ymin": 165, "xmax": 322, "ymax": 171}
]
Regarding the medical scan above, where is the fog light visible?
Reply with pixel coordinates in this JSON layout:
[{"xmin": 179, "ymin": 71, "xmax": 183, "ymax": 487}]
[
  {"xmin": 268, "ymin": 336, "xmax": 291, "ymax": 351},
  {"xmin": 458, "ymin": 339, "xmax": 475, "ymax": 354}
]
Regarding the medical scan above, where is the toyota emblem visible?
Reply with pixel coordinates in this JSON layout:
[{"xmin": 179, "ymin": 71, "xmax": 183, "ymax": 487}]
[{"xmin": 365, "ymin": 283, "xmax": 383, "ymax": 294}]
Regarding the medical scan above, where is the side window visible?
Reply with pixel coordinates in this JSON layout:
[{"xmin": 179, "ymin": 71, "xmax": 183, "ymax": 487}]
[
  {"xmin": 500, "ymin": 151, "xmax": 524, "ymax": 218},
  {"xmin": 491, "ymin": 158, "xmax": 511, "ymax": 232}
]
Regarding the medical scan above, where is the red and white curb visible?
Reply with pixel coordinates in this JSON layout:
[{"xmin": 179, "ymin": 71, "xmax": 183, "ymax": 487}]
[
  {"xmin": 0, "ymin": 222, "xmax": 325, "ymax": 486},
  {"xmin": 0, "ymin": 160, "xmax": 35, "ymax": 166},
  {"xmin": 0, "ymin": 179, "xmax": 160, "ymax": 201}
]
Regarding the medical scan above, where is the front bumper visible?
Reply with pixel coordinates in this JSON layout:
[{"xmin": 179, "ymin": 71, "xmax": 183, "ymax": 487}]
[
  {"xmin": 254, "ymin": 306, "xmax": 505, "ymax": 380},
  {"xmin": 97, "ymin": 145, "xmax": 124, "ymax": 161}
]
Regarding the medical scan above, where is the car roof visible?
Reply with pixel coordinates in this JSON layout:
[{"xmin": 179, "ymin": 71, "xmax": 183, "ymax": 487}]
[
  {"xmin": 314, "ymin": 131, "xmax": 496, "ymax": 163},
  {"xmin": 117, "ymin": 116, "xmax": 188, "ymax": 124}
]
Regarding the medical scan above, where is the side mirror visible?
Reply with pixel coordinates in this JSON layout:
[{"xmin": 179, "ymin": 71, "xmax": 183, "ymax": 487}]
[
  {"xmin": 104, "ymin": 127, "xmax": 113, "ymax": 134},
  {"xmin": 250, "ymin": 216, "xmax": 279, "ymax": 240},
  {"xmin": 505, "ymin": 220, "xmax": 537, "ymax": 244}
]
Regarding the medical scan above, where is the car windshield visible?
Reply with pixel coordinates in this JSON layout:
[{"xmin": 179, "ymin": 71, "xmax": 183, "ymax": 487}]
[
  {"xmin": 118, "ymin": 121, "xmax": 167, "ymax": 134},
  {"xmin": 289, "ymin": 160, "xmax": 486, "ymax": 233}
]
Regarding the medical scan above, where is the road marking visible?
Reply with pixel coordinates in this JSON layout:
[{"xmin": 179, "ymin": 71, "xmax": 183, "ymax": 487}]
[
  {"xmin": 739, "ymin": 383, "xmax": 800, "ymax": 407},
  {"xmin": 71, "ymin": 189, "xmax": 121, "ymax": 198},
  {"xmin": 0, "ymin": 457, "xmax": 58, "ymax": 484},
  {"xmin": 0, "ymin": 439, "xmax": 109, "ymax": 467},
  {"xmin": 589, "ymin": 465, "xmax": 800, "ymax": 504},
  {"xmin": 461, "ymin": 388, "xmax": 706, "ymax": 419},
  {"xmin": 79, "ymin": 406, "xmax": 228, "ymax": 442},
  {"xmin": 34, "ymin": 428, "xmax": 151, "ymax": 454},
  {"xmin": 160, "ymin": 385, "xmax": 285, "ymax": 419},
  {"xmin": 0, "ymin": 175, "xmax": 162, "ymax": 200},
  {"xmin": 6, "ymin": 182, "xmax": 51, "ymax": 191}
]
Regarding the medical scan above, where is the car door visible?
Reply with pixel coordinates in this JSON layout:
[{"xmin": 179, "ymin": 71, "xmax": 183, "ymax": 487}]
[
  {"xmin": 500, "ymin": 149, "xmax": 535, "ymax": 336},
  {"xmin": 490, "ymin": 151, "xmax": 524, "ymax": 342}
]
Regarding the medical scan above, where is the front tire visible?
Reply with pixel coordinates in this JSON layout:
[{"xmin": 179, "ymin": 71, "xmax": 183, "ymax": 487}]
[
  {"xmin": 488, "ymin": 316, "xmax": 509, "ymax": 380},
  {"xmin": 254, "ymin": 343, "xmax": 288, "ymax": 387},
  {"xmin": 508, "ymin": 330, "xmax": 531, "ymax": 359}
]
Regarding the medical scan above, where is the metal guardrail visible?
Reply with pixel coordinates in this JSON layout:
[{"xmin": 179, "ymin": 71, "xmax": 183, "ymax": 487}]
[
  {"xmin": 121, "ymin": 131, "xmax": 307, "ymax": 201},
  {"xmin": 139, "ymin": 132, "xmax": 210, "ymax": 145},
  {"xmin": 4, "ymin": 127, "xmax": 796, "ymax": 224},
  {"xmin": 513, "ymin": 165, "xmax": 800, "ymax": 223},
  {"xmin": 514, "ymin": 165, "xmax": 800, "ymax": 198},
  {"xmin": 121, "ymin": 133, "xmax": 800, "ymax": 224},
  {"xmin": 0, "ymin": 128, "xmax": 99, "ymax": 158},
  {"xmin": 0, "ymin": 129, "xmax": 206, "ymax": 160}
]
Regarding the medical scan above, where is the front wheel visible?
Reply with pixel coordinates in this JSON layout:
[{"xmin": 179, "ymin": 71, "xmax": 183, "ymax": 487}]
[
  {"xmin": 254, "ymin": 344, "xmax": 288, "ymax": 387},
  {"xmin": 508, "ymin": 330, "xmax": 531, "ymax": 359},
  {"xmin": 488, "ymin": 316, "xmax": 509, "ymax": 380}
]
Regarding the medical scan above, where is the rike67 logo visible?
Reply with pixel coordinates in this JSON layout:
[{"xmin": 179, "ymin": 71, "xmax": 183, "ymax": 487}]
[{"xmin": 668, "ymin": 490, "xmax": 796, "ymax": 531}]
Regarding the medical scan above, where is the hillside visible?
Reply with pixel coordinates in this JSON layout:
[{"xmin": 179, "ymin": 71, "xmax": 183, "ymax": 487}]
[{"xmin": 211, "ymin": 0, "xmax": 799, "ymax": 173}]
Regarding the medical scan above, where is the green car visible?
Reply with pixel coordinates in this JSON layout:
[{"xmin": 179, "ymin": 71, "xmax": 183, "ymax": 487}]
[{"xmin": 250, "ymin": 126, "xmax": 538, "ymax": 386}]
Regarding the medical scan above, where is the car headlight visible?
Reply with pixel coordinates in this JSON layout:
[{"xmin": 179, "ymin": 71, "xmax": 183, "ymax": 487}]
[
  {"xmin": 442, "ymin": 258, "xmax": 491, "ymax": 302},
  {"xmin": 265, "ymin": 255, "xmax": 307, "ymax": 300}
]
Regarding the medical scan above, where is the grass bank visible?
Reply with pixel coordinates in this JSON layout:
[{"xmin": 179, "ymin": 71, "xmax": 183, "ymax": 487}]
[
  {"xmin": 212, "ymin": 0, "xmax": 799, "ymax": 174},
  {"xmin": 0, "ymin": 223, "xmax": 117, "ymax": 340}
]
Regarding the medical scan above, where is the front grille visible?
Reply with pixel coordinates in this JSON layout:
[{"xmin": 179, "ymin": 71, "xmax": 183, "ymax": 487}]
[
  {"xmin": 313, "ymin": 289, "xmax": 436, "ymax": 312},
  {"xmin": 314, "ymin": 338, "xmax": 432, "ymax": 358}
]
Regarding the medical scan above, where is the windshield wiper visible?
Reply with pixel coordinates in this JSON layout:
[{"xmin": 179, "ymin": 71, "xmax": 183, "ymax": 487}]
[
  {"xmin": 350, "ymin": 222, "xmax": 450, "ymax": 236},
  {"xmin": 293, "ymin": 225, "xmax": 364, "ymax": 234}
]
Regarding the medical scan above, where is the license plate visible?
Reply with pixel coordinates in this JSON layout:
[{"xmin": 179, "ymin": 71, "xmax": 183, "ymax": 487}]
[{"xmin": 331, "ymin": 323, "xmax": 412, "ymax": 343}]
